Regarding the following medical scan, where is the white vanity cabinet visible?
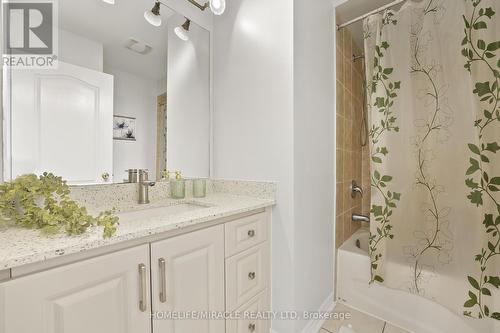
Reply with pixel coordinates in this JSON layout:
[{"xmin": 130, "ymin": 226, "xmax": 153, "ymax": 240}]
[
  {"xmin": 225, "ymin": 213, "xmax": 271, "ymax": 333},
  {"xmin": 0, "ymin": 211, "xmax": 271, "ymax": 333},
  {"xmin": 0, "ymin": 245, "xmax": 151, "ymax": 333},
  {"xmin": 150, "ymin": 225, "xmax": 225, "ymax": 333}
]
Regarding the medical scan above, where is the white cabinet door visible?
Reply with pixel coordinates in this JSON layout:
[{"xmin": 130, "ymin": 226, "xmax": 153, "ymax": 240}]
[
  {"xmin": 0, "ymin": 245, "xmax": 151, "ymax": 333},
  {"xmin": 151, "ymin": 225, "xmax": 225, "ymax": 333},
  {"xmin": 8, "ymin": 61, "xmax": 114, "ymax": 184}
]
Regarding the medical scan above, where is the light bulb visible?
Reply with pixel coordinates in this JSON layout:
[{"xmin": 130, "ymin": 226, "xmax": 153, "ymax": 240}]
[
  {"xmin": 175, "ymin": 26, "xmax": 189, "ymax": 41},
  {"xmin": 209, "ymin": 0, "xmax": 225, "ymax": 15},
  {"xmin": 144, "ymin": 2, "xmax": 162, "ymax": 27},
  {"xmin": 144, "ymin": 10, "xmax": 162, "ymax": 27}
]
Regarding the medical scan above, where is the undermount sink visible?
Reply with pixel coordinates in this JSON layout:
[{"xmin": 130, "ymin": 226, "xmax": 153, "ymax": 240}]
[{"xmin": 116, "ymin": 203, "xmax": 209, "ymax": 224}]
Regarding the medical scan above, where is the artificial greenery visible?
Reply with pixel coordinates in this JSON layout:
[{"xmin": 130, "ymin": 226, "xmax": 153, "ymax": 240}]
[{"xmin": 0, "ymin": 173, "xmax": 118, "ymax": 238}]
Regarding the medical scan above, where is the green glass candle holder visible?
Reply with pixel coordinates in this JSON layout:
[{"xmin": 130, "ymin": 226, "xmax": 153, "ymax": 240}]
[
  {"xmin": 193, "ymin": 179, "xmax": 207, "ymax": 198},
  {"xmin": 170, "ymin": 179, "xmax": 186, "ymax": 199}
]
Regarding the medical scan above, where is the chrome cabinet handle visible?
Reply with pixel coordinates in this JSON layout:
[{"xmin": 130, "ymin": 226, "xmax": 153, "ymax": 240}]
[
  {"xmin": 247, "ymin": 229, "xmax": 256, "ymax": 238},
  {"xmin": 159, "ymin": 258, "xmax": 167, "ymax": 303},
  {"xmin": 248, "ymin": 323, "xmax": 256, "ymax": 332},
  {"xmin": 138, "ymin": 263, "xmax": 147, "ymax": 312},
  {"xmin": 248, "ymin": 271, "xmax": 256, "ymax": 280}
]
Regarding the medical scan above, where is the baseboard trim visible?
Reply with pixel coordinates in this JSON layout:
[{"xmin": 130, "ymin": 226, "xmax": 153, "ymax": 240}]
[{"xmin": 300, "ymin": 293, "xmax": 336, "ymax": 333}]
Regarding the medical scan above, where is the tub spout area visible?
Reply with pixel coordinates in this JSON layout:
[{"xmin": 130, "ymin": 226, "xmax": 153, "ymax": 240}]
[{"xmin": 352, "ymin": 214, "xmax": 370, "ymax": 223}]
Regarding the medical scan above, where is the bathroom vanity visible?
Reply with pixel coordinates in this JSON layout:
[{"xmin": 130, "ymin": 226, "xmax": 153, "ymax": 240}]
[
  {"xmin": 0, "ymin": 1, "xmax": 274, "ymax": 332},
  {"xmin": 0, "ymin": 181, "xmax": 275, "ymax": 333}
]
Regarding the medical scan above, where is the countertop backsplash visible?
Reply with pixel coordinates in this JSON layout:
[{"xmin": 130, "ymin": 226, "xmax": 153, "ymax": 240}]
[{"xmin": 69, "ymin": 179, "xmax": 276, "ymax": 214}]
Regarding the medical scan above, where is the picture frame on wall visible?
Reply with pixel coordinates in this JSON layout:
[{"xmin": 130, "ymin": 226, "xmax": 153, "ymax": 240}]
[{"xmin": 113, "ymin": 115, "xmax": 136, "ymax": 141}]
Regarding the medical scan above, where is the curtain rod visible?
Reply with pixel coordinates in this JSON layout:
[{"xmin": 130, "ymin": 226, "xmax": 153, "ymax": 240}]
[{"xmin": 336, "ymin": 0, "xmax": 406, "ymax": 30}]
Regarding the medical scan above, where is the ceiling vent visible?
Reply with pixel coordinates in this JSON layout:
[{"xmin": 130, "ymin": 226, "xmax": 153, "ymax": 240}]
[{"xmin": 124, "ymin": 38, "xmax": 153, "ymax": 55}]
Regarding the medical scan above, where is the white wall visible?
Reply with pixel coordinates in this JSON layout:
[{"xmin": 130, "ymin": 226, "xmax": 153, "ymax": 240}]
[
  {"xmin": 213, "ymin": 0, "xmax": 295, "ymax": 331},
  {"xmin": 166, "ymin": 16, "xmax": 210, "ymax": 178},
  {"xmin": 213, "ymin": 0, "xmax": 335, "ymax": 332},
  {"xmin": 59, "ymin": 29, "xmax": 103, "ymax": 72},
  {"xmin": 106, "ymin": 67, "xmax": 157, "ymax": 182},
  {"xmin": 293, "ymin": 0, "xmax": 335, "ymax": 331}
]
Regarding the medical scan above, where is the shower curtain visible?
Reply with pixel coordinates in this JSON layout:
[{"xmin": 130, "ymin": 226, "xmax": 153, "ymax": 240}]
[{"xmin": 364, "ymin": 0, "xmax": 499, "ymax": 321}]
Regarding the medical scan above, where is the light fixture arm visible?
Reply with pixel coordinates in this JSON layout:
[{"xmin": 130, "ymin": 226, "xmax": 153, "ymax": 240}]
[{"xmin": 157, "ymin": 0, "xmax": 209, "ymax": 12}]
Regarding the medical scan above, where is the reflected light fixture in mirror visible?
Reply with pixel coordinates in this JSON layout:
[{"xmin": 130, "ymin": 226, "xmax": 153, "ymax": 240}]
[
  {"xmin": 209, "ymin": 0, "xmax": 225, "ymax": 15},
  {"xmin": 144, "ymin": 0, "xmax": 225, "ymax": 28},
  {"xmin": 102, "ymin": 0, "xmax": 115, "ymax": 4},
  {"xmin": 144, "ymin": 1, "xmax": 162, "ymax": 27},
  {"xmin": 175, "ymin": 19, "xmax": 191, "ymax": 41}
]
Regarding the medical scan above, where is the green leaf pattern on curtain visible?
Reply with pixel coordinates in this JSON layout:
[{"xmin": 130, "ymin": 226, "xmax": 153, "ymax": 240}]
[
  {"xmin": 367, "ymin": 11, "xmax": 402, "ymax": 284},
  {"xmin": 363, "ymin": 0, "xmax": 499, "ymax": 321},
  {"xmin": 405, "ymin": 0, "xmax": 455, "ymax": 296},
  {"xmin": 461, "ymin": 0, "xmax": 500, "ymax": 321}
]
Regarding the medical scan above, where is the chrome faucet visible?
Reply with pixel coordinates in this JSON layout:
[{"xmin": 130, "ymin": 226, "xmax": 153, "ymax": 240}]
[
  {"xmin": 138, "ymin": 169, "xmax": 155, "ymax": 204},
  {"xmin": 350, "ymin": 180, "xmax": 363, "ymax": 198},
  {"xmin": 352, "ymin": 214, "xmax": 370, "ymax": 223}
]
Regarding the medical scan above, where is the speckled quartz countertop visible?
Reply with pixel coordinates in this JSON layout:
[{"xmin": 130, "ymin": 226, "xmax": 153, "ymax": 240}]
[{"xmin": 0, "ymin": 180, "xmax": 276, "ymax": 271}]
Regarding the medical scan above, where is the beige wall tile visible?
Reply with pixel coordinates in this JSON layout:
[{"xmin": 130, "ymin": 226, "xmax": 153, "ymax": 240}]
[
  {"xmin": 336, "ymin": 26, "xmax": 369, "ymax": 248},
  {"xmin": 335, "ymin": 215, "xmax": 344, "ymax": 249},
  {"xmin": 343, "ymin": 150, "xmax": 353, "ymax": 182},
  {"xmin": 343, "ymin": 30, "xmax": 352, "ymax": 61},
  {"xmin": 336, "ymin": 114, "xmax": 345, "ymax": 152},
  {"xmin": 336, "ymin": 148, "xmax": 344, "ymax": 184},
  {"xmin": 336, "ymin": 184, "xmax": 344, "ymax": 218},
  {"xmin": 343, "ymin": 212, "xmax": 352, "ymax": 240},
  {"xmin": 336, "ymin": 29, "xmax": 344, "ymax": 54},
  {"xmin": 336, "ymin": 49, "xmax": 344, "ymax": 84},
  {"xmin": 342, "ymin": 181, "xmax": 351, "ymax": 213},
  {"xmin": 344, "ymin": 55, "xmax": 352, "ymax": 95},
  {"xmin": 345, "ymin": 92, "xmax": 353, "ymax": 126},
  {"xmin": 336, "ymin": 82, "xmax": 345, "ymax": 118}
]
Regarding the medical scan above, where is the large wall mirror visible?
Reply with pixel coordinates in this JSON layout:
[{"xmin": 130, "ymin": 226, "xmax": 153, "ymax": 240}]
[{"xmin": 3, "ymin": 0, "xmax": 210, "ymax": 184}]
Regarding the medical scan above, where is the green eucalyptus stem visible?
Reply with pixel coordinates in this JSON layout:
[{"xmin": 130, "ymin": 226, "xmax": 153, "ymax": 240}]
[{"xmin": 0, "ymin": 173, "xmax": 119, "ymax": 238}]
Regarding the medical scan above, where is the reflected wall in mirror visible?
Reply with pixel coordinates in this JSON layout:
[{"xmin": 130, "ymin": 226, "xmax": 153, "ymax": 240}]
[{"xmin": 3, "ymin": 0, "xmax": 210, "ymax": 185}]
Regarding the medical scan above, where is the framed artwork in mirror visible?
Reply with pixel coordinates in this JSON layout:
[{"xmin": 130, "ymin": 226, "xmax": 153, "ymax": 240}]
[{"xmin": 113, "ymin": 115, "xmax": 136, "ymax": 141}]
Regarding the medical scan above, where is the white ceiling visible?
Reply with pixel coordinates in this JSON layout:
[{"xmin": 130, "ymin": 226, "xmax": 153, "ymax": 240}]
[
  {"xmin": 59, "ymin": 0, "xmax": 176, "ymax": 80},
  {"xmin": 336, "ymin": 0, "xmax": 403, "ymax": 52}
]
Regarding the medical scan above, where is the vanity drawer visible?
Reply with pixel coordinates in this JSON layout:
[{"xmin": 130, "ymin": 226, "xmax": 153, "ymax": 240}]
[
  {"xmin": 226, "ymin": 289, "xmax": 270, "ymax": 333},
  {"xmin": 226, "ymin": 242, "xmax": 269, "ymax": 311},
  {"xmin": 225, "ymin": 213, "xmax": 268, "ymax": 258}
]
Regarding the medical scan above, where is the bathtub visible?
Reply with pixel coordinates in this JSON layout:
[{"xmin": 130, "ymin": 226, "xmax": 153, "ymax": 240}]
[{"xmin": 336, "ymin": 228, "xmax": 499, "ymax": 333}]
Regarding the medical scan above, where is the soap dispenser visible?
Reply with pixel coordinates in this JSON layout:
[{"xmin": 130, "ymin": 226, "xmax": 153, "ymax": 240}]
[
  {"xmin": 170, "ymin": 170, "xmax": 185, "ymax": 199},
  {"xmin": 161, "ymin": 169, "xmax": 170, "ymax": 181}
]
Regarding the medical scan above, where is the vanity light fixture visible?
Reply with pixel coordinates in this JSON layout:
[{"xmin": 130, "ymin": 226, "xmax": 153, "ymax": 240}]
[
  {"xmin": 102, "ymin": 0, "xmax": 115, "ymax": 4},
  {"xmin": 144, "ymin": 0, "xmax": 225, "ymax": 27},
  {"xmin": 175, "ymin": 19, "xmax": 191, "ymax": 41},
  {"xmin": 144, "ymin": 1, "xmax": 162, "ymax": 27},
  {"xmin": 209, "ymin": 0, "xmax": 225, "ymax": 15}
]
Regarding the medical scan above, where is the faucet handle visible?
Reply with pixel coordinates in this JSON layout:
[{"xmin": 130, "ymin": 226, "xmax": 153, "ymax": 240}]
[{"xmin": 350, "ymin": 180, "xmax": 363, "ymax": 198}]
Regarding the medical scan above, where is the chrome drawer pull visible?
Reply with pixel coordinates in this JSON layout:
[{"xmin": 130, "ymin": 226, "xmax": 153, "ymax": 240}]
[
  {"xmin": 248, "ymin": 323, "xmax": 256, "ymax": 332},
  {"xmin": 138, "ymin": 263, "xmax": 147, "ymax": 312},
  {"xmin": 159, "ymin": 258, "xmax": 167, "ymax": 303},
  {"xmin": 248, "ymin": 271, "xmax": 256, "ymax": 280},
  {"xmin": 247, "ymin": 229, "xmax": 256, "ymax": 238}
]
